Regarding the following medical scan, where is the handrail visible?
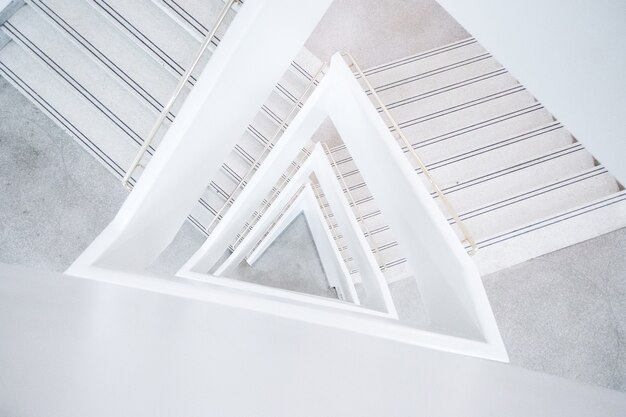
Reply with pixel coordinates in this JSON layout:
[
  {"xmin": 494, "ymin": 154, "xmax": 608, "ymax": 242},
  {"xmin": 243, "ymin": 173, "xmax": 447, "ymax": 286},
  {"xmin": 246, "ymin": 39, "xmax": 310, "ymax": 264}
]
[
  {"xmin": 122, "ymin": 0, "xmax": 240, "ymax": 190},
  {"xmin": 322, "ymin": 143, "xmax": 387, "ymax": 271},
  {"xmin": 311, "ymin": 181, "xmax": 342, "ymax": 254},
  {"xmin": 205, "ymin": 63, "xmax": 327, "ymax": 234},
  {"xmin": 232, "ymin": 146, "xmax": 313, "ymax": 250},
  {"xmin": 340, "ymin": 52, "xmax": 478, "ymax": 254},
  {"xmin": 249, "ymin": 183, "xmax": 307, "ymax": 255}
]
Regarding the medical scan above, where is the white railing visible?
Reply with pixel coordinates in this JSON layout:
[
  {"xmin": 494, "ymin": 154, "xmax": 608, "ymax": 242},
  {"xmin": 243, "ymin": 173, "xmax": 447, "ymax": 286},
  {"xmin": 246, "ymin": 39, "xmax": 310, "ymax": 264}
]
[
  {"xmin": 341, "ymin": 52, "xmax": 477, "ymax": 254},
  {"xmin": 122, "ymin": 0, "xmax": 240, "ymax": 189},
  {"xmin": 322, "ymin": 142, "xmax": 387, "ymax": 271},
  {"xmin": 206, "ymin": 63, "xmax": 327, "ymax": 234}
]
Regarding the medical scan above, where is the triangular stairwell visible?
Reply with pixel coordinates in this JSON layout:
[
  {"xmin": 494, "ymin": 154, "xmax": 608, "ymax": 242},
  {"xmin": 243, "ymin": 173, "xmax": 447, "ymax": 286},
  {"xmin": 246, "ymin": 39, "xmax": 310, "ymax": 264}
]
[{"xmin": 180, "ymin": 53, "xmax": 507, "ymax": 361}]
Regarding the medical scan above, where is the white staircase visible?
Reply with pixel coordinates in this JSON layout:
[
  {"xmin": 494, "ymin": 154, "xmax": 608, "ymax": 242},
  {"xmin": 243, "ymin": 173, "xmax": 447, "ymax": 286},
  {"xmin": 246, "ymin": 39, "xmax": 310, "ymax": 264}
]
[
  {"xmin": 317, "ymin": 38, "xmax": 625, "ymax": 281},
  {"xmin": 0, "ymin": 0, "xmax": 324, "ymax": 235},
  {"xmin": 1, "ymin": 1, "xmax": 623, "ymax": 293}
]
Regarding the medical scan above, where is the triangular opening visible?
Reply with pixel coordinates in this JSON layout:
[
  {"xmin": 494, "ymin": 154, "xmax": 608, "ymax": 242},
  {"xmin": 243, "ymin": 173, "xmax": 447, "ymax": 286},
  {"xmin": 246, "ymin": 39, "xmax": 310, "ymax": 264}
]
[
  {"xmin": 179, "ymin": 56, "xmax": 507, "ymax": 359},
  {"xmin": 229, "ymin": 213, "xmax": 338, "ymax": 299}
]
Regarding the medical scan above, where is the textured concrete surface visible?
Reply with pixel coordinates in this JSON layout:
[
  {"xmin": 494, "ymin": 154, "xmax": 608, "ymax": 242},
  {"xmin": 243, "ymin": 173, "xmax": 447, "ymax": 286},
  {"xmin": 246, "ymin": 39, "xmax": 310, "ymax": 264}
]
[
  {"xmin": 0, "ymin": 77, "xmax": 204, "ymax": 273},
  {"xmin": 231, "ymin": 213, "xmax": 337, "ymax": 299},
  {"xmin": 148, "ymin": 221, "xmax": 207, "ymax": 276},
  {"xmin": 388, "ymin": 277, "xmax": 427, "ymax": 327},
  {"xmin": 483, "ymin": 227, "xmax": 626, "ymax": 392},
  {"xmin": 306, "ymin": 0, "xmax": 469, "ymax": 69},
  {"xmin": 0, "ymin": 77, "xmax": 126, "ymax": 271}
]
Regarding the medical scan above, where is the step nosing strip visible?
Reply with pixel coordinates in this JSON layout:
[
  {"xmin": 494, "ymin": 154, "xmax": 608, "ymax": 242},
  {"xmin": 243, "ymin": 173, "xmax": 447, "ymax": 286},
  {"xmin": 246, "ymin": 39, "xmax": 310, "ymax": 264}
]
[
  {"xmin": 5, "ymin": 23, "xmax": 155, "ymax": 153},
  {"xmin": 28, "ymin": 0, "xmax": 170, "ymax": 117}
]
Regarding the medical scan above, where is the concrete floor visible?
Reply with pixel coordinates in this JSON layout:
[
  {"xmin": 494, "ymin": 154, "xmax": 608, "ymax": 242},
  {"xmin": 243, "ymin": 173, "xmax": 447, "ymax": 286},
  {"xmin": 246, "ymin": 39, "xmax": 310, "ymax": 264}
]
[
  {"xmin": 230, "ymin": 213, "xmax": 337, "ymax": 299},
  {"xmin": 0, "ymin": 77, "xmax": 126, "ymax": 272},
  {"xmin": 306, "ymin": 0, "xmax": 469, "ymax": 69},
  {"xmin": 0, "ymin": 76, "xmax": 206, "ymax": 275},
  {"xmin": 483, "ymin": 227, "xmax": 626, "ymax": 392}
]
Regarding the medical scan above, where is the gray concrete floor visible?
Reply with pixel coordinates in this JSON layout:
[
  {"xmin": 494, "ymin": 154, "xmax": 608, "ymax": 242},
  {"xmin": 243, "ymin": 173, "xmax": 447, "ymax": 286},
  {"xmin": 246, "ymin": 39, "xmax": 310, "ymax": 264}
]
[
  {"xmin": 230, "ymin": 213, "xmax": 337, "ymax": 299},
  {"xmin": 0, "ymin": 77, "xmax": 203, "ymax": 274},
  {"xmin": 0, "ymin": 77, "xmax": 126, "ymax": 271},
  {"xmin": 306, "ymin": 0, "xmax": 469, "ymax": 69},
  {"xmin": 483, "ymin": 227, "xmax": 626, "ymax": 392}
]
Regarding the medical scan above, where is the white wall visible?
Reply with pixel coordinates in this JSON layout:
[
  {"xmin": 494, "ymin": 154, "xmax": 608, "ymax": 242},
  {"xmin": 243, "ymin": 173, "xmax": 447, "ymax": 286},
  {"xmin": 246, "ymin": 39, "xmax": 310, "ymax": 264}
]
[
  {"xmin": 436, "ymin": 0, "xmax": 626, "ymax": 185},
  {"xmin": 183, "ymin": 56, "xmax": 505, "ymax": 359},
  {"xmin": 1, "ymin": 263, "xmax": 625, "ymax": 416}
]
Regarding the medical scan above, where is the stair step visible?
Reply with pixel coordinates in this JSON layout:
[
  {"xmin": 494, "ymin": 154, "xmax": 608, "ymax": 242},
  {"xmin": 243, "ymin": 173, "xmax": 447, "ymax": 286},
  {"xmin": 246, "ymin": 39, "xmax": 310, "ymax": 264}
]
[
  {"xmin": 457, "ymin": 167, "xmax": 618, "ymax": 242},
  {"xmin": 426, "ymin": 123, "xmax": 574, "ymax": 189},
  {"xmin": 384, "ymin": 69, "xmax": 520, "ymax": 130},
  {"xmin": 363, "ymin": 38, "xmax": 486, "ymax": 97},
  {"xmin": 151, "ymin": 0, "xmax": 235, "ymax": 40},
  {"xmin": 262, "ymin": 90, "xmax": 298, "ymax": 126},
  {"xmin": 377, "ymin": 55, "xmax": 503, "ymax": 109},
  {"xmin": 5, "ymin": 5, "xmax": 163, "ymax": 149},
  {"xmin": 90, "ymin": 0, "xmax": 210, "ymax": 80},
  {"xmin": 338, "ymin": 143, "xmax": 597, "ymax": 233},
  {"xmin": 190, "ymin": 191, "xmax": 223, "ymax": 230},
  {"xmin": 413, "ymin": 104, "xmax": 555, "ymax": 164},
  {"xmin": 400, "ymin": 85, "xmax": 536, "ymax": 144},
  {"xmin": 329, "ymin": 101, "xmax": 555, "ymax": 170},
  {"xmin": 441, "ymin": 143, "xmax": 595, "ymax": 214},
  {"xmin": 0, "ymin": 40, "xmax": 136, "ymax": 178},
  {"xmin": 336, "ymin": 125, "xmax": 577, "ymax": 211},
  {"xmin": 26, "ymin": 0, "xmax": 181, "ymax": 113},
  {"xmin": 374, "ymin": 55, "xmax": 505, "ymax": 113},
  {"xmin": 293, "ymin": 46, "xmax": 326, "ymax": 80},
  {"xmin": 473, "ymin": 191, "xmax": 626, "ymax": 275}
]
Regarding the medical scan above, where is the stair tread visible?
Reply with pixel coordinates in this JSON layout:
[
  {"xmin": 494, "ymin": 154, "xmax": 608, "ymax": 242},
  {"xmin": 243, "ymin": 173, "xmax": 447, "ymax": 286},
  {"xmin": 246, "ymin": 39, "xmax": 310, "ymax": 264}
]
[
  {"xmin": 27, "ymin": 0, "xmax": 181, "ymax": 110},
  {"xmin": 427, "ymin": 123, "xmax": 575, "ymax": 188},
  {"xmin": 458, "ymin": 167, "xmax": 619, "ymax": 242},
  {"xmin": 0, "ymin": 40, "xmax": 136, "ymax": 177},
  {"xmin": 90, "ymin": 0, "xmax": 209, "ymax": 78},
  {"xmin": 472, "ymin": 191, "xmax": 626, "ymax": 275},
  {"xmin": 363, "ymin": 38, "xmax": 486, "ymax": 95},
  {"xmin": 151, "ymin": 0, "xmax": 235, "ymax": 40},
  {"xmin": 6, "ymin": 5, "xmax": 162, "ymax": 147},
  {"xmin": 334, "ymin": 143, "xmax": 597, "ymax": 230},
  {"xmin": 373, "ymin": 54, "xmax": 505, "ymax": 110},
  {"xmin": 384, "ymin": 69, "xmax": 520, "ymax": 128},
  {"xmin": 441, "ymin": 145, "xmax": 595, "ymax": 214}
]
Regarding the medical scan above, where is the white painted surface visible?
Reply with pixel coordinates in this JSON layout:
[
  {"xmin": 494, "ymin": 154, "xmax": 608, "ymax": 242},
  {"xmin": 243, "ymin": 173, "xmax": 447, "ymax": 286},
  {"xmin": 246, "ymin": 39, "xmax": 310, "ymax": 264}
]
[
  {"xmin": 215, "ymin": 148, "xmax": 320, "ymax": 276},
  {"xmin": 311, "ymin": 147, "xmax": 397, "ymax": 315},
  {"xmin": 245, "ymin": 186, "xmax": 310, "ymax": 266},
  {"xmin": 1, "ymin": 263, "xmax": 625, "ymax": 417},
  {"xmin": 326, "ymin": 54, "xmax": 504, "ymax": 351},
  {"xmin": 184, "ymin": 57, "xmax": 505, "ymax": 360},
  {"xmin": 436, "ymin": 0, "xmax": 626, "ymax": 185},
  {"xmin": 214, "ymin": 146, "xmax": 394, "ymax": 315},
  {"xmin": 68, "ymin": 0, "xmax": 334, "ymax": 273}
]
